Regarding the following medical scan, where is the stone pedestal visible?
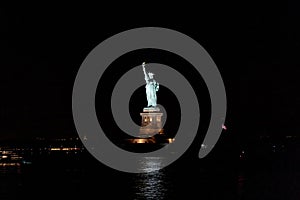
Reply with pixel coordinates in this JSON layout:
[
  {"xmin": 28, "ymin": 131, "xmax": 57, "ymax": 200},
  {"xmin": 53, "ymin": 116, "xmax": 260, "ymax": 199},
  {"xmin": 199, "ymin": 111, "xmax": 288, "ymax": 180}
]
[{"xmin": 139, "ymin": 107, "xmax": 163, "ymax": 136}]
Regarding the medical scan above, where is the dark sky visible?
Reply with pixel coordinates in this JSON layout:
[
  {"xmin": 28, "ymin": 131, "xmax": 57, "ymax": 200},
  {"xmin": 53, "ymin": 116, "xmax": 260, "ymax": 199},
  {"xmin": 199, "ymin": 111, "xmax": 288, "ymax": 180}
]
[{"xmin": 0, "ymin": 3, "xmax": 299, "ymax": 140}]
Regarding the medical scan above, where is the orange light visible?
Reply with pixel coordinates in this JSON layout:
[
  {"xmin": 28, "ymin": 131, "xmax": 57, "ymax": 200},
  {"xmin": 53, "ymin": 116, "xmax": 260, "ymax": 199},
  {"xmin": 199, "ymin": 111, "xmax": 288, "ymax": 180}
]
[
  {"xmin": 168, "ymin": 138, "xmax": 175, "ymax": 143},
  {"xmin": 50, "ymin": 148, "xmax": 61, "ymax": 151},
  {"xmin": 137, "ymin": 139, "xmax": 145, "ymax": 143}
]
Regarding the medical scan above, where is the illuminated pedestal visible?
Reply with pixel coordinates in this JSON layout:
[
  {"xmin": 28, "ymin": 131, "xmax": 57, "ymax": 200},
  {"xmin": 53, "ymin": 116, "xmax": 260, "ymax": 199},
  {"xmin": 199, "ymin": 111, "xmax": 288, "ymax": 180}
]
[
  {"xmin": 139, "ymin": 107, "xmax": 164, "ymax": 136},
  {"xmin": 127, "ymin": 107, "xmax": 174, "ymax": 144}
]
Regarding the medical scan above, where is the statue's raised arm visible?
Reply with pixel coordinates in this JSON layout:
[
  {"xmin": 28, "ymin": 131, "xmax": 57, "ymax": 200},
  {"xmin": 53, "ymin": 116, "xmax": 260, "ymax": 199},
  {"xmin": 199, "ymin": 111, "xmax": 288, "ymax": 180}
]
[{"xmin": 142, "ymin": 62, "xmax": 149, "ymax": 83}]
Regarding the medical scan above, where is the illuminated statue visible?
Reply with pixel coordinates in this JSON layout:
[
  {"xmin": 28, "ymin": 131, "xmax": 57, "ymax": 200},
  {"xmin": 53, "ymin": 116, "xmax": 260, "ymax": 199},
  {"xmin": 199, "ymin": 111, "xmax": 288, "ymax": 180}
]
[{"xmin": 142, "ymin": 62, "xmax": 159, "ymax": 107}]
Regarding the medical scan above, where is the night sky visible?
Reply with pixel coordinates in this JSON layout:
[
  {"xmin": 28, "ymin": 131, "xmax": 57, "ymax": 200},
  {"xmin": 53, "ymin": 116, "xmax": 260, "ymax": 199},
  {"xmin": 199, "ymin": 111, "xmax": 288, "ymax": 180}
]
[{"xmin": 1, "ymin": 3, "xmax": 299, "ymax": 141}]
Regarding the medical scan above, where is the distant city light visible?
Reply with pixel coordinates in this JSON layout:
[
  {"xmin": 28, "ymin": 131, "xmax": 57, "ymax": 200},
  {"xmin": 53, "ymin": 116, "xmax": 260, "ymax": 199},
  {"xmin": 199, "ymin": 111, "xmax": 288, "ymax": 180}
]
[
  {"xmin": 50, "ymin": 148, "xmax": 61, "ymax": 151},
  {"xmin": 222, "ymin": 124, "xmax": 227, "ymax": 130},
  {"xmin": 50, "ymin": 147, "xmax": 81, "ymax": 151},
  {"xmin": 0, "ymin": 163, "xmax": 20, "ymax": 167}
]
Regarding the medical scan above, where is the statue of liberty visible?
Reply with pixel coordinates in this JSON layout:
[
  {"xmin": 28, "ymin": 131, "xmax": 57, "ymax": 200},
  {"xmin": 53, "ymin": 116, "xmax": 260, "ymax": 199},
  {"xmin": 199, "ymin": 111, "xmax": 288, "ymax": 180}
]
[{"xmin": 142, "ymin": 62, "xmax": 159, "ymax": 107}]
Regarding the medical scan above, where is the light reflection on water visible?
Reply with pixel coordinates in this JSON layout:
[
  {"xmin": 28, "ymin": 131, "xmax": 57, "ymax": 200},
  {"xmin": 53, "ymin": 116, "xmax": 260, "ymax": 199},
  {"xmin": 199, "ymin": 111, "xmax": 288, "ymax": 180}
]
[
  {"xmin": 131, "ymin": 157, "xmax": 171, "ymax": 200},
  {"xmin": 139, "ymin": 156, "xmax": 165, "ymax": 173},
  {"xmin": 1, "ymin": 148, "xmax": 298, "ymax": 200}
]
